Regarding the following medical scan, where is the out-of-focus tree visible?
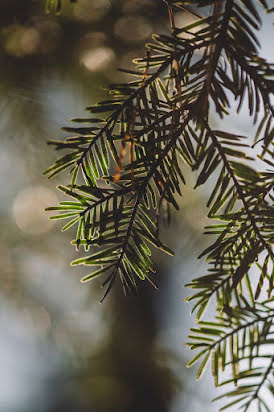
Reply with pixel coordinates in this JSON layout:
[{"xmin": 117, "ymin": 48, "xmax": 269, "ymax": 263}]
[{"xmin": 0, "ymin": 2, "xmax": 186, "ymax": 412}]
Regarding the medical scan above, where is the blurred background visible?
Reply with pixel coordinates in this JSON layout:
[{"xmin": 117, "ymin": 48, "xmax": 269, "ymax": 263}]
[{"xmin": 0, "ymin": 1, "xmax": 272, "ymax": 411}]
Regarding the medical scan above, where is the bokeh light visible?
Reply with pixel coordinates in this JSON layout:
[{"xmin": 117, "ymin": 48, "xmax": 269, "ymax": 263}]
[
  {"xmin": 114, "ymin": 16, "xmax": 152, "ymax": 44},
  {"xmin": 81, "ymin": 46, "xmax": 115, "ymax": 72},
  {"xmin": 73, "ymin": 0, "xmax": 111, "ymax": 23},
  {"xmin": 31, "ymin": 18, "xmax": 62, "ymax": 54},
  {"xmin": 2, "ymin": 24, "xmax": 31, "ymax": 57},
  {"xmin": 79, "ymin": 31, "xmax": 107, "ymax": 49},
  {"xmin": 122, "ymin": 0, "xmax": 155, "ymax": 14},
  {"xmin": 1, "ymin": 18, "xmax": 62, "ymax": 57},
  {"xmin": 20, "ymin": 27, "xmax": 41, "ymax": 55},
  {"xmin": 12, "ymin": 185, "xmax": 58, "ymax": 235}
]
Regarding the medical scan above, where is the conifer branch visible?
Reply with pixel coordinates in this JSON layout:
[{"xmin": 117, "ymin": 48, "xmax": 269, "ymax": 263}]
[
  {"xmin": 202, "ymin": 119, "xmax": 273, "ymax": 260},
  {"xmin": 45, "ymin": 1, "xmax": 274, "ymax": 409}
]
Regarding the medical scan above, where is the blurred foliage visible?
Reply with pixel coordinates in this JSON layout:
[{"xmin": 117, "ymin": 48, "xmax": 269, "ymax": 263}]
[{"xmin": 0, "ymin": 1, "xmax": 191, "ymax": 412}]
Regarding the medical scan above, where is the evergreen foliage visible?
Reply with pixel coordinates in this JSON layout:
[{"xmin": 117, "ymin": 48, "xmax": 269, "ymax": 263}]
[{"xmin": 45, "ymin": 1, "xmax": 274, "ymax": 410}]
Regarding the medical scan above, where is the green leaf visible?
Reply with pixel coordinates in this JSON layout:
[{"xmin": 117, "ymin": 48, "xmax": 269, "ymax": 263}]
[
  {"xmin": 187, "ymin": 348, "xmax": 209, "ymax": 368},
  {"xmin": 71, "ymin": 245, "xmax": 119, "ymax": 266},
  {"xmin": 62, "ymin": 216, "xmax": 81, "ymax": 231},
  {"xmin": 81, "ymin": 264, "xmax": 114, "ymax": 282},
  {"xmin": 196, "ymin": 350, "xmax": 211, "ymax": 380}
]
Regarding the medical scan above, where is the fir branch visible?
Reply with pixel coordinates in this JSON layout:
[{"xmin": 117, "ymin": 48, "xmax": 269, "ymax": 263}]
[
  {"xmin": 246, "ymin": 355, "xmax": 274, "ymax": 408},
  {"xmin": 197, "ymin": 0, "xmax": 234, "ymax": 115},
  {"xmin": 76, "ymin": 56, "xmax": 173, "ymax": 169},
  {"xmin": 45, "ymin": 1, "xmax": 274, "ymax": 409},
  {"xmin": 202, "ymin": 119, "xmax": 273, "ymax": 260}
]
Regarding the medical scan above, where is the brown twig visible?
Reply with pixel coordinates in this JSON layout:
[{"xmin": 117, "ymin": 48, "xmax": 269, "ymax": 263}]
[
  {"xmin": 167, "ymin": 3, "xmax": 182, "ymax": 102},
  {"xmin": 203, "ymin": 0, "xmax": 224, "ymax": 116},
  {"xmin": 173, "ymin": 3, "xmax": 202, "ymax": 19},
  {"xmin": 113, "ymin": 51, "xmax": 151, "ymax": 193}
]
